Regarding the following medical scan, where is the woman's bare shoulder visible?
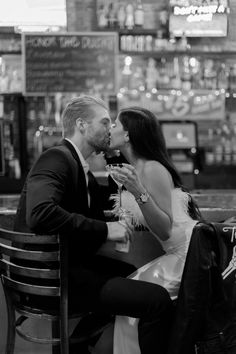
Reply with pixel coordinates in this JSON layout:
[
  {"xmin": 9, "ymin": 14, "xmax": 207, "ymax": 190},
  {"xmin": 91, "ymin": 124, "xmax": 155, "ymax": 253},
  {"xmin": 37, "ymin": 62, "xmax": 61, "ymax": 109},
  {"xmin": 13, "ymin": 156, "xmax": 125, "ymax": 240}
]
[
  {"xmin": 142, "ymin": 160, "xmax": 173, "ymax": 189},
  {"xmin": 143, "ymin": 160, "xmax": 170, "ymax": 178}
]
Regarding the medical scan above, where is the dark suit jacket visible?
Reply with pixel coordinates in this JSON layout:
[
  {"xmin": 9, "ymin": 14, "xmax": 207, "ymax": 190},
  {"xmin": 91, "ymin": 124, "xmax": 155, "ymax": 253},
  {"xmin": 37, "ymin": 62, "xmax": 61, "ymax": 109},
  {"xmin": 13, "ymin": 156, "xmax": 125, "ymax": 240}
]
[
  {"xmin": 167, "ymin": 222, "xmax": 236, "ymax": 354},
  {"xmin": 14, "ymin": 139, "xmax": 111, "ymax": 305}
]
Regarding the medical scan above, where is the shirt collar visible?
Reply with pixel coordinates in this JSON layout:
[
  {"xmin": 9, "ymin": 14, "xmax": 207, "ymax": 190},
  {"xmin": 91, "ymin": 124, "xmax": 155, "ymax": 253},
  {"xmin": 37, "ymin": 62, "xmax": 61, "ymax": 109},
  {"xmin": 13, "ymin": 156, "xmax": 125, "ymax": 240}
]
[{"xmin": 65, "ymin": 138, "xmax": 89, "ymax": 174}]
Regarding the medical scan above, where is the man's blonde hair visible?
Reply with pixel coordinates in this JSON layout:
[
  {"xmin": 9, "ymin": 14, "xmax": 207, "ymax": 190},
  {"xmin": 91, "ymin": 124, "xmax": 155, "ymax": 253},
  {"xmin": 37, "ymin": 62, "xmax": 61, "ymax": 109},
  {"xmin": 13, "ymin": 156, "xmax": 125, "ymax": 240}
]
[{"xmin": 62, "ymin": 95, "xmax": 108, "ymax": 137}]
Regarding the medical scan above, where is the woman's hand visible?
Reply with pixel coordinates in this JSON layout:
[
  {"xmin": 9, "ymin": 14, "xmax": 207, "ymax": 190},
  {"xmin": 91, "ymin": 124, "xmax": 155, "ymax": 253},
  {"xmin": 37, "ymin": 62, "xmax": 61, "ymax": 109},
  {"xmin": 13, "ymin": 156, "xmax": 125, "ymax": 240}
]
[{"xmin": 112, "ymin": 163, "xmax": 146, "ymax": 198}]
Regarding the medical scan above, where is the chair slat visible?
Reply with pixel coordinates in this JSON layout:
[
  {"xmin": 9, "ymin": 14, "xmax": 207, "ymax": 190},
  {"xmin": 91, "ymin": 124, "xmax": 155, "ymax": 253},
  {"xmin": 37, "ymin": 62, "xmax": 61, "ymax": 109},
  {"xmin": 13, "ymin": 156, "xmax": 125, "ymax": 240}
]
[
  {"xmin": 1, "ymin": 275, "xmax": 60, "ymax": 296},
  {"xmin": 0, "ymin": 259, "xmax": 59, "ymax": 279},
  {"xmin": 0, "ymin": 228, "xmax": 58, "ymax": 244},
  {"xmin": 0, "ymin": 243, "xmax": 59, "ymax": 261}
]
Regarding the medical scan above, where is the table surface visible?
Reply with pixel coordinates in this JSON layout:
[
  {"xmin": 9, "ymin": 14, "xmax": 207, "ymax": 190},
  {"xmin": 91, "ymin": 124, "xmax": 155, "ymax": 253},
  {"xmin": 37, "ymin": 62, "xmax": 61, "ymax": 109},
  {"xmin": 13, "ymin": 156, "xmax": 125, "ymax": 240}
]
[{"xmin": 97, "ymin": 231, "xmax": 164, "ymax": 269}]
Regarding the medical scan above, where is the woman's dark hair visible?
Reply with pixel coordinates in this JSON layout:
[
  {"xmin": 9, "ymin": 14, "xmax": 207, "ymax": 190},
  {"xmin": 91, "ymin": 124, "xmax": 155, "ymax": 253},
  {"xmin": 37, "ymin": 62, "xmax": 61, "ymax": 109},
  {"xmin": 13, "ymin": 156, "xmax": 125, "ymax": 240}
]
[{"xmin": 118, "ymin": 107, "xmax": 202, "ymax": 220}]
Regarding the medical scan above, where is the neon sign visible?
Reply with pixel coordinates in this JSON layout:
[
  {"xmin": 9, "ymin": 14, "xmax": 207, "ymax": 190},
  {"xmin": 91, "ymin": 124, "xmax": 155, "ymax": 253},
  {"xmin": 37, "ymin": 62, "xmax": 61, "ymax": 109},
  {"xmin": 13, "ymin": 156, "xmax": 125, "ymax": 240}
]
[
  {"xmin": 173, "ymin": 4, "xmax": 227, "ymax": 23},
  {"xmin": 169, "ymin": 0, "xmax": 229, "ymax": 36}
]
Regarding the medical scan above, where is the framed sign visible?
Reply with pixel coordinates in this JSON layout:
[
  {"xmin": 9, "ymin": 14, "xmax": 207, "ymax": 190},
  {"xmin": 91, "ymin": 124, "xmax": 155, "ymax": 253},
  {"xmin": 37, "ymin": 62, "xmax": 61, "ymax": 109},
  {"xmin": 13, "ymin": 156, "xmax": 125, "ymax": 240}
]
[{"xmin": 22, "ymin": 32, "xmax": 118, "ymax": 94}]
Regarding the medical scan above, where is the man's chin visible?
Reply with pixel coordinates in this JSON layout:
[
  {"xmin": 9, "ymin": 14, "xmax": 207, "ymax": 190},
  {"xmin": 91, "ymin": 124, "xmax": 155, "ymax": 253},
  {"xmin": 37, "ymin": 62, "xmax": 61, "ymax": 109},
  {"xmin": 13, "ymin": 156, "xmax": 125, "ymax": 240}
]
[{"xmin": 94, "ymin": 145, "xmax": 109, "ymax": 154}]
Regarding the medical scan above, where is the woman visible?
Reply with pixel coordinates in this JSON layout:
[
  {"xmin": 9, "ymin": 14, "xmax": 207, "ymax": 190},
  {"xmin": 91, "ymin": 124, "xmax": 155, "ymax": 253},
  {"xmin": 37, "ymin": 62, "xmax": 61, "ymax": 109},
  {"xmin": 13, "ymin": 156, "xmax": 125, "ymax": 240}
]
[{"xmin": 95, "ymin": 107, "xmax": 202, "ymax": 354}]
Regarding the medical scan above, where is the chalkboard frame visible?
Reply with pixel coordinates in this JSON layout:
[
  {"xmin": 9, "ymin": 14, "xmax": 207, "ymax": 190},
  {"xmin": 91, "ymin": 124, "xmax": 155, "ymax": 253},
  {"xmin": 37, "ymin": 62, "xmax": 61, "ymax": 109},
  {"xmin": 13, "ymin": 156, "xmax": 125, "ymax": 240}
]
[
  {"xmin": 22, "ymin": 32, "xmax": 118, "ymax": 95},
  {"xmin": 0, "ymin": 120, "xmax": 5, "ymax": 176}
]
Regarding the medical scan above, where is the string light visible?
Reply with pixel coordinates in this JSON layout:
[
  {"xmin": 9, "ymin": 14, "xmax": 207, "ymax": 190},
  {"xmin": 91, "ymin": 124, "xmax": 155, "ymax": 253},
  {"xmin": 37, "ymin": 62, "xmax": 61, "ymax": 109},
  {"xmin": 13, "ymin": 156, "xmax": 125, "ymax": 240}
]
[
  {"xmin": 118, "ymin": 89, "xmax": 228, "ymax": 103},
  {"xmin": 117, "ymin": 92, "xmax": 123, "ymax": 99}
]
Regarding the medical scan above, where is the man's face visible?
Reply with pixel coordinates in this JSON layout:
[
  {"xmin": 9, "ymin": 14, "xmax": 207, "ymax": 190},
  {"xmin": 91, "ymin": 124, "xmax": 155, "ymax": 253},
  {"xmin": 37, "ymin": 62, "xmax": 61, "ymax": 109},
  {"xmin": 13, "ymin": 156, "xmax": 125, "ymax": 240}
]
[{"xmin": 85, "ymin": 106, "xmax": 111, "ymax": 152}]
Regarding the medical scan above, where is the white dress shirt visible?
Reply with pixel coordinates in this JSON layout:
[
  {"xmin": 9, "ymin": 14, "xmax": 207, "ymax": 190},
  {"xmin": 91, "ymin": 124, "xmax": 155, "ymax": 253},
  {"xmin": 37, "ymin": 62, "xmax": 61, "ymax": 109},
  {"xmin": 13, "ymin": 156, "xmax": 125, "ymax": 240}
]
[{"xmin": 65, "ymin": 138, "xmax": 90, "ymax": 206}]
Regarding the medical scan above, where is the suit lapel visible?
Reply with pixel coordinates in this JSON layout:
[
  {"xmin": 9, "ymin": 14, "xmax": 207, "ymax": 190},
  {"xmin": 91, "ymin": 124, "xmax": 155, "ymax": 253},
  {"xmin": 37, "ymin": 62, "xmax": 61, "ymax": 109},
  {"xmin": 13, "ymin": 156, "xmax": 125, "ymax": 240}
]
[
  {"xmin": 61, "ymin": 139, "xmax": 89, "ymax": 210},
  {"xmin": 87, "ymin": 170, "xmax": 105, "ymax": 220}
]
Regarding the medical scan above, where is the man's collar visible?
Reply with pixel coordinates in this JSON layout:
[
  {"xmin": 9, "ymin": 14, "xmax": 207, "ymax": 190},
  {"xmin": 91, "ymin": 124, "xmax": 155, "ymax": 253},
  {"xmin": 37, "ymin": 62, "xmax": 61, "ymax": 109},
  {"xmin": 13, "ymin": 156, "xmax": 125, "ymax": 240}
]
[{"xmin": 65, "ymin": 138, "xmax": 89, "ymax": 174}]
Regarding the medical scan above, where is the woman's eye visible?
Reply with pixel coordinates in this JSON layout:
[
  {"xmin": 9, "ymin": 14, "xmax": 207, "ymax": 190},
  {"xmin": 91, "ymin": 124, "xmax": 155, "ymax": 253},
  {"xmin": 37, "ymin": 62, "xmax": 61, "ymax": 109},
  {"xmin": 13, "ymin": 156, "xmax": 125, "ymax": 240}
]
[{"xmin": 111, "ymin": 123, "xmax": 116, "ymax": 128}]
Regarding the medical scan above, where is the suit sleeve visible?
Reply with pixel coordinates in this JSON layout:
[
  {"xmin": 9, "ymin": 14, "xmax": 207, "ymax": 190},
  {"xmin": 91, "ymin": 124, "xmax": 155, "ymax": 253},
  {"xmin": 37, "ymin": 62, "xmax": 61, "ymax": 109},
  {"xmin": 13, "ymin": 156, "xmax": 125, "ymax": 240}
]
[{"xmin": 26, "ymin": 148, "xmax": 108, "ymax": 246}]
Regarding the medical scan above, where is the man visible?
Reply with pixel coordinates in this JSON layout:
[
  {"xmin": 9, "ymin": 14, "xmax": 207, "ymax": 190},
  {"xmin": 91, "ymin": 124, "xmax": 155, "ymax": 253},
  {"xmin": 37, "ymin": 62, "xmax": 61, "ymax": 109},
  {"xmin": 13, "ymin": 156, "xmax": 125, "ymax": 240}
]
[{"xmin": 14, "ymin": 95, "xmax": 172, "ymax": 354}]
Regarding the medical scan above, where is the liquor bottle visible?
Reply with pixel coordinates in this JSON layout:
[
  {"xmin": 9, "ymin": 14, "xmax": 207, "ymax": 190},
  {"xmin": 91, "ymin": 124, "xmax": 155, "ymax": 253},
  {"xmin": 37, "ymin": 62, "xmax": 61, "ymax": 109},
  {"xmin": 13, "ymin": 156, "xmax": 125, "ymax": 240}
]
[
  {"xmin": 157, "ymin": 57, "xmax": 170, "ymax": 89},
  {"xmin": 231, "ymin": 125, "xmax": 236, "ymax": 165},
  {"xmin": 145, "ymin": 35, "xmax": 153, "ymax": 51},
  {"xmin": 228, "ymin": 65, "xmax": 236, "ymax": 92},
  {"xmin": 203, "ymin": 59, "xmax": 217, "ymax": 90},
  {"xmin": 181, "ymin": 56, "xmax": 191, "ymax": 91},
  {"xmin": 171, "ymin": 57, "xmax": 182, "ymax": 89},
  {"xmin": 107, "ymin": 2, "xmax": 117, "ymax": 28},
  {"xmin": 217, "ymin": 63, "xmax": 228, "ymax": 90},
  {"xmin": 130, "ymin": 66, "xmax": 145, "ymax": 90},
  {"xmin": 146, "ymin": 58, "xmax": 158, "ymax": 91},
  {"xmin": 205, "ymin": 128, "xmax": 215, "ymax": 166},
  {"xmin": 97, "ymin": 4, "xmax": 108, "ymax": 28},
  {"xmin": 134, "ymin": 0, "xmax": 144, "ymax": 28},
  {"xmin": 168, "ymin": 33, "xmax": 176, "ymax": 51},
  {"xmin": 178, "ymin": 32, "xmax": 190, "ymax": 51},
  {"xmin": 125, "ymin": 3, "xmax": 135, "ymax": 30},
  {"xmin": 214, "ymin": 127, "xmax": 224, "ymax": 164},
  {"xmin": 117, "ymin": 4, "xmax": 126, "ymax": 29},
  {"xmin": 155, "ymin": 30, "xmax": 164, "ymax": 50},
  {"xmin": 222, "ymin": 118, "xmax": 233, "ymax": 165}
]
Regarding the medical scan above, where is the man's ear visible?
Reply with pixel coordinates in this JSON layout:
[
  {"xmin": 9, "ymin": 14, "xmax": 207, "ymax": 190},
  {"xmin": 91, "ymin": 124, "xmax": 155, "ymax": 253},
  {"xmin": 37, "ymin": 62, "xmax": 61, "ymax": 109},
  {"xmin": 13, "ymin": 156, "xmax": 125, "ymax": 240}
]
[{"xmin": 76, "ymin": 118, "xmax": 86, "ymax": 132}]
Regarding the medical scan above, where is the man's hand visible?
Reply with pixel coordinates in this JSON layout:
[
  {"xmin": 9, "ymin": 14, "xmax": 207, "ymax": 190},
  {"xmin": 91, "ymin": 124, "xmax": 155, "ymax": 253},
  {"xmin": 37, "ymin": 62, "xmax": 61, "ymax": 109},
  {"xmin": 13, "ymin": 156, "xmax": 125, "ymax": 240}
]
[{"xmin": 106, "ymin": 221, "xmax": 133, "ymax": 243}]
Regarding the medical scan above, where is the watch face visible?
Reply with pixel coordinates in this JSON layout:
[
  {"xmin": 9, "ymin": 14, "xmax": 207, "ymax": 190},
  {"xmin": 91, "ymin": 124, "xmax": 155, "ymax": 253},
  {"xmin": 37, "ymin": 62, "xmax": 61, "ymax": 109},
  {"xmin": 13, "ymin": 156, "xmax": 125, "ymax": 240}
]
[
  {"xmin": 140, "ymin": 193, "xmax": 148, "ymax": 202},
  {"xmin": 136, "ymin": 191, "xmax": 149, "ymax": 204}
]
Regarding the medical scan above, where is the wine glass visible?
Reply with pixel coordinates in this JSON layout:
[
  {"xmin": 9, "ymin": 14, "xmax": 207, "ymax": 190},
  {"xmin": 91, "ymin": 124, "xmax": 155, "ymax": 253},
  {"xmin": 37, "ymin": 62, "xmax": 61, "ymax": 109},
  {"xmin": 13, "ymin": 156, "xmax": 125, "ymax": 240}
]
[{"xmin": 105, "ymin": 163, "xmax": 124, "ymax": 215}]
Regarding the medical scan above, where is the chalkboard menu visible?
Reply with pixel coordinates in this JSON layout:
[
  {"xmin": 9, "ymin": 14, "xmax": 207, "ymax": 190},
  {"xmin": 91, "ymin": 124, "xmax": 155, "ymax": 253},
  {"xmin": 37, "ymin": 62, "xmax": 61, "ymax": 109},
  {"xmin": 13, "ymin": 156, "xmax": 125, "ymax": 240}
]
[{"xmin": 22, "ymin": 32, "xmax": 118, "ymax": 94}]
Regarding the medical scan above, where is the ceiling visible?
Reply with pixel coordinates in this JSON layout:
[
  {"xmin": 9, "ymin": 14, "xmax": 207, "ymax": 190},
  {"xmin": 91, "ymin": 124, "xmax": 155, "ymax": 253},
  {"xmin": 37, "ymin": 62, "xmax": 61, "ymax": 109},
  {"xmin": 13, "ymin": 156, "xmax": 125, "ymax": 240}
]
[{"xmin": 0, "ymin": 0, "xmax": 66, "ymax": 27}]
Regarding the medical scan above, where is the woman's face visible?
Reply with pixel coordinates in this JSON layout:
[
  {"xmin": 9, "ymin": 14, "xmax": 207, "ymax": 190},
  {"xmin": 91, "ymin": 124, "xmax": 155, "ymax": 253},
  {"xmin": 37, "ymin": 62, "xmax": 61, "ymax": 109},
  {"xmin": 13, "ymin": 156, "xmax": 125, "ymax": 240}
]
[{"xmin": 109, "ymin": 116, "xmax": 127, "ymax": 150}]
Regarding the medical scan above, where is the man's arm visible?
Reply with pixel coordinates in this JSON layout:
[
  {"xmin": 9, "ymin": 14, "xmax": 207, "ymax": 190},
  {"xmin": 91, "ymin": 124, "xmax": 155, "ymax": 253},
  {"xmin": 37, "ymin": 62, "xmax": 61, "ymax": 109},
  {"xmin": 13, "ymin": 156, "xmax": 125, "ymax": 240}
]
[{"xmin": 26, "ymin": 148, "xmax": 108, "ymax": 246}]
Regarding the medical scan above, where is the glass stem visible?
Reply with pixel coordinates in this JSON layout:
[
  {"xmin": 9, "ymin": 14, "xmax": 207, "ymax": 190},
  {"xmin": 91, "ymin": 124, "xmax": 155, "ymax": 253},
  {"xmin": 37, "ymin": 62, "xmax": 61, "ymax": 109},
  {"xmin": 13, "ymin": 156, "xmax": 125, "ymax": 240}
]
[{"xmin": 118, "ymin": 185, "xmax": 122, "ymax": 211}]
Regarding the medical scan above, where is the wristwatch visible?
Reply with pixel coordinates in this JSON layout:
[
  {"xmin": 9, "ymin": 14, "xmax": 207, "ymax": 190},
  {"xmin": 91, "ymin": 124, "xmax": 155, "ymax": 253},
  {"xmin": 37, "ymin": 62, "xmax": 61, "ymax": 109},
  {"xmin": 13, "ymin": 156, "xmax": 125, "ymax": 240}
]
[{"xmin": 135, "ymin": 191, "xmax": 150, "ymax": 205}]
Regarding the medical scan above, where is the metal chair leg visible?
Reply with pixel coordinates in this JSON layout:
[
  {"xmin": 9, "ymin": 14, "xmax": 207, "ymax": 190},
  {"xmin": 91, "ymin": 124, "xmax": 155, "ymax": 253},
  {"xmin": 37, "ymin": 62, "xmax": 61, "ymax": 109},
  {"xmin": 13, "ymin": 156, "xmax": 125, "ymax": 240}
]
[
  {"xmin": 5, "ymin": 295, "xmax": 16, "ymax": 354},
  {"xmin": 52, "ymin": 320, "xmax": 60, "ymax": 354}
]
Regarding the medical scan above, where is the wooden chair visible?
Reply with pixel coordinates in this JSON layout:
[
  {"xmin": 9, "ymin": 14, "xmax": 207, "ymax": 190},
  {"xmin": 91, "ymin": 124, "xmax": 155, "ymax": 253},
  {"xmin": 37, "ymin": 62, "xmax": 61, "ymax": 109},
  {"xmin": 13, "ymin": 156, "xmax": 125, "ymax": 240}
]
[{"xmin": 0, "ymin": 227, "xmax": 112, "ymax": 354}]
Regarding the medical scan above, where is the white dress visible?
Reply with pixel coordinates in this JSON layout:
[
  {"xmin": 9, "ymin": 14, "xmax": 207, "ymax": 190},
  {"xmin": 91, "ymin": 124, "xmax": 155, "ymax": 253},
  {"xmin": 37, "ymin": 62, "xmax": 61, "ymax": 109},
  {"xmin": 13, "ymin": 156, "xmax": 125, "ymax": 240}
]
[{"xmin": 113, "ymin": 188, "xmax": 198, "ymax": 354}]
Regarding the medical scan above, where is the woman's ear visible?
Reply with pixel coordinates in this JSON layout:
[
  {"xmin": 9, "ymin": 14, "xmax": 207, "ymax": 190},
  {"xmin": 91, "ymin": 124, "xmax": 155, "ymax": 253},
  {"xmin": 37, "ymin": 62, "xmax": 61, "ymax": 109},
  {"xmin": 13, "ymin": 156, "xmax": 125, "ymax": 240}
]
[{"xmin": 124, "ymin": 132, "xmax": 130, "ymax": 143}]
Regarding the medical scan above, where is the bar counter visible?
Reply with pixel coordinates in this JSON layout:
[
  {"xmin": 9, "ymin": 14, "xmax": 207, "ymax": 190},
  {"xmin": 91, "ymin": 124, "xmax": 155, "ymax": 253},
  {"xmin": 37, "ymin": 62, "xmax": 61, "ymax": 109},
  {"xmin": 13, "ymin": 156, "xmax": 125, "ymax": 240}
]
[{"xmin": 1, "ymin": 190, "xmax": 236, "ymax": 229}]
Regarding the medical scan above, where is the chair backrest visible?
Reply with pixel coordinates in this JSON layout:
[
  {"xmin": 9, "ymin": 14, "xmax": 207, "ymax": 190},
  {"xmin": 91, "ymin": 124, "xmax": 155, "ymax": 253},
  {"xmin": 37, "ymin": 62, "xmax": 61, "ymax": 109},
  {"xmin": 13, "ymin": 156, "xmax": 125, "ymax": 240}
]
[
  {"xmin": 0, "ymin": 227, "xmax": 69, "ymax": 352},
  {"xmin": 167, "ymin": 221, "xmax": 236, "ymax": 354}
]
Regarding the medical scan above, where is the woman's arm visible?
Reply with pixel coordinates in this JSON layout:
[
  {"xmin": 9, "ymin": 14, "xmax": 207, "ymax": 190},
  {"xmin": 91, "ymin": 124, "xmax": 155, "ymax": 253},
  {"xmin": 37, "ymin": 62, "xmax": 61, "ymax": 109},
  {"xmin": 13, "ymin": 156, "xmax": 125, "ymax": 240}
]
[
  {"xmin": 139, "ymin": 162, "xmax": 173, "ymax": 240},
  {"xmin": 114, "ymin": 162, "xmax": 173, "ymax": 241}
]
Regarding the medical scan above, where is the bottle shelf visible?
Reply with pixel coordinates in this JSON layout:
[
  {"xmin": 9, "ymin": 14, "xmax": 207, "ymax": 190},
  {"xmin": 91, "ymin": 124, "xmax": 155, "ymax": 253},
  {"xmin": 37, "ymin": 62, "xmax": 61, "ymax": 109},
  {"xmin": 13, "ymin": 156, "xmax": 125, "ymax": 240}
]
[
  {"xmin": 96, "ymin": 28, "xmax": 158, "ymax": 35},
  {"xmin": 119, "ymin": 49, "xmax": 236, "ymax": 57}
]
